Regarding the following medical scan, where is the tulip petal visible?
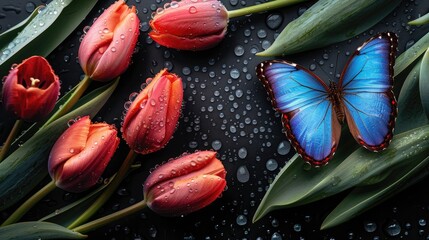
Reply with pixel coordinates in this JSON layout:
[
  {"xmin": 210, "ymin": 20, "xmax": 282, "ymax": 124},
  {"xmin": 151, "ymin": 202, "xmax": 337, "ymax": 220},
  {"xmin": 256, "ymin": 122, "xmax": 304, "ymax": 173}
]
[
  {"xmin": 57, "ymin": 123, "xmax": 119, "ymax": 192},
  {"xmin": 150, "ymin": 0, "xmax": 227, "ymax": 38},
  {"xmin": 144, "ymin": 151, "xmax": 227, "ymax": 216},
  {"xmin": 149, "ymin": 174, "xmax": 226, "ymax": 216},
  {"xmin": 48, "ymin": 116, "xmax": 90, "ymax": 181},
  {"xmin": 79, "ymin": 0, "xmax": 140, "ymax": 81},
  {"xmin": 2, "ymin": 56, "xmax": 60, "ymax": 121},
  {"xmin": 149, "ymin": 28, "xmax": 226, "ymax": 51}
]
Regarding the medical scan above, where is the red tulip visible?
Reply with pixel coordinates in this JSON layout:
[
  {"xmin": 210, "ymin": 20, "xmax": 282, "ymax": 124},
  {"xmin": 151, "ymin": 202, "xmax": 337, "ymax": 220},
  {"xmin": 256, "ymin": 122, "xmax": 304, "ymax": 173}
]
[
  {"xmin": 144, "ymin": 151, "xmax": 226, "ymax": 216},
  {"xmin": 149, "ymin": 0, "xmax": 228, "ymax": 51},
  {"xmin": 48, "ymin": 116, "xmax": 120, "ymax": 193},
  {"xmin": 2, "ymin": 56, "xmax": 60, "ymax": 122},
  {"xmin": 78, "ymin": 0, "xmax": 140, "ymax": 81},
  {"xmin": 121, "ymin": 69, "xmax": 183, "ymax": 154}
]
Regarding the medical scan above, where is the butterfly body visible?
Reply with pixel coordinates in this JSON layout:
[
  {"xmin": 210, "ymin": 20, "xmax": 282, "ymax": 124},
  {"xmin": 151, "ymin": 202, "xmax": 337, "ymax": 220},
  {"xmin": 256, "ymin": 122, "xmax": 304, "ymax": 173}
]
[{"xmin": 257, "ymin": 32, "xmax": 398, "ymax": 166}]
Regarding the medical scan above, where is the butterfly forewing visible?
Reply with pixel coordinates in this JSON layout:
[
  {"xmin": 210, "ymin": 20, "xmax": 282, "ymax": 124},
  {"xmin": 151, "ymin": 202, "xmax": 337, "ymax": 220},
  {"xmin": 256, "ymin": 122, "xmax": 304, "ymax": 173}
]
[
  {"xmin": 339, "ymin": 32, "xmax": 397, "ymax": 151},
  {"xmin": 257, "ymin": 60, "xmax": 341, "ymax": 166}
]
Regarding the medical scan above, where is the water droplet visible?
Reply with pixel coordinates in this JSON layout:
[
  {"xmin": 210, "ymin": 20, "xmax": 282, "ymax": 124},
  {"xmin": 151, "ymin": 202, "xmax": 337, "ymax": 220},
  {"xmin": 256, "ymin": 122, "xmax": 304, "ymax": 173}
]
[
  {"xmin": 237, "ymin": 165, "xmax": 250, "ymax": 183},
  {"xmin": 293, "ymin": 223, "xmax": 302, "ymax": 232},
  {"xmin": 236, "ymin": 215, "xmax": 247, "ymax": 226},
  {"xmin": 257, "ymin": 29, "xmax": 267, "ymax": 39},
  {"xmin": 182, "ymin": 67, "xmax": 191, "ymax": 76},
  {"xmin": 238, "ymin": 147, "xmax": 247, "ymax": 159},
  {"xmin": 419, "ymin": 219, "xmax": 426, "ymax": 227},
  {"xmin": 189, "ymin": 6, "xmax": 197, "ymax": 14},
  {"xmin": 364, "ymin": 221, "xmax": 377, "ymax": 233},
  {"xmin": 266, "ymin": 13, "xmax": 283, "ymax": 30},
  {"xmin": 212, "ymin": 140, "xmax": 222, "ymax": 150},
  {"xmin": 230, "ymin": 68, "xmax": 240, "ymax": 79},
  {"xmin": 266, "ymin": 159, "xmax": 278, "ymax": 171},
  {"xmin": 384, "ymin": 219, "xmax": 401, "ymax": 236},
  {"xmin": 309, "ymin": 63, "xmax": 317, "ymax": 71},
  {"xmin": 111, "ymin": 47, "xmax": 116, "ymax": 52},
  {"xmin": 277, "ymin": 141, "xmax": 290, "ymax": 155},
  {"xmin": 234, "ymin": 45, "xmax": 245, "ymax": 56},
  {"xmin": 25, "ymin": 2, "xmax": 36, "ymax": 13},
  {"xmin": 271, "ymin": 232, "xmax": 282, "ymax": 240}
]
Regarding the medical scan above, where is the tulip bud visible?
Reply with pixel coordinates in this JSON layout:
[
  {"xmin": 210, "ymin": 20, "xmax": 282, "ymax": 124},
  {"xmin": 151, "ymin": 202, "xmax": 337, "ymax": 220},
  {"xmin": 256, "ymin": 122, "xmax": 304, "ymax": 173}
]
[
  {"xmin": 149, "ymin": 0, "xmax": 228, "ymax": 51},
  {"xmin": 122, "ymin": 69, "xmax": 183, "ymax": 154},
  {"xmin": 144, "ymin": 151, "xmax": 226, "ymax": 216},
  {"xmin": 2, "ymin": 56, "xmax": 60, "ymax": 122},
  {"xmin": 48, "ymin": 116, "xmax": 120, "ymax": 193},
  {"xmin": 78, "ymin": 0, "xmax": 140, "ymax": 81}
]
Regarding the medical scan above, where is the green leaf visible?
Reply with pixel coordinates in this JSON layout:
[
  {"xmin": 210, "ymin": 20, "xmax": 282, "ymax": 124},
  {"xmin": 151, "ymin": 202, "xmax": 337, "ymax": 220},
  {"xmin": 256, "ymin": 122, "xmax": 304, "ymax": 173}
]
[
  {"xmin": 253, "ymin": 125, "xmax": 429, "ymax": 222},
  {"xmin": 321, "ymin": 154, "xmax": 429, "ymax": 229},
  {"xmin": 409, "ymin": 12, "xmax": 429, "ymax": 26},
  {"xmin": 252, "ymin": 129, "xmax": 359, "ymax": 222},
  {"xmin": 396, "ymin": 59, "xmax": 429, "ymax": 133},
  {"xmin": 0, "ymin": 221, "xmax": 86, "ymax": 239},
  {"xmin": 394, "ymin": 31, "xmax": 429, "ymax": 77},
  {"xmin": 257, "ymin": 0, "xmax": 401, "ymax": 56},
  {"xmin": 0, "ymin": 79, "xmax": 119, "ymax": 211},
  {"xmin": 419, "ymin": 48, "xmax": 429, "ymax": 120},
  {"xmin": 0, "ymin": 6, "xmax": 42, "ymax": 48},
  {"xmin": 0, "ymin": 0, "xmax": 98, "ymax": 77}
]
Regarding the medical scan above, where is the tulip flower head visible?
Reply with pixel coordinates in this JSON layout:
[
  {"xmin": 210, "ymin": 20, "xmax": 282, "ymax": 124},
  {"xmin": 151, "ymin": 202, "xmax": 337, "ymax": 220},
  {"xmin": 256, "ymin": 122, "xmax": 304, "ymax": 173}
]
[
  {"xmin": 79, "ymin": 0, "xmax": 140, "ymax": 81},
  {"xmin": 2, "ymin": 56, "xmax": 60, "ymax": 122},
  {"xmin": 122, "ymin": 69, "xmax": 183, "ymax": 154},
  {"xmin": 149, "ymin": 0, "xmax": 228, "ymax": 51},
  {"xmin": 48, "ymin": 116, "xmax": 120, "ymax": 193},
  {"xmin": 144, "ymin": 151, "xmax": 226, "ymax": 216}
]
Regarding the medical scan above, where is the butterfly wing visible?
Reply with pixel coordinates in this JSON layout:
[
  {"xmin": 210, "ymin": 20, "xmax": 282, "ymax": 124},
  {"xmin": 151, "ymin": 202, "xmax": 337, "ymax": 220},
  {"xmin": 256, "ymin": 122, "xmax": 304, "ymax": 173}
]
[
  {"xmin": 257, "ymin": 60, "xmax": 341, "ymax": 165},
  {"xmin": 339, "ymin": 32, "xmax": 397, "ymax": 151}
]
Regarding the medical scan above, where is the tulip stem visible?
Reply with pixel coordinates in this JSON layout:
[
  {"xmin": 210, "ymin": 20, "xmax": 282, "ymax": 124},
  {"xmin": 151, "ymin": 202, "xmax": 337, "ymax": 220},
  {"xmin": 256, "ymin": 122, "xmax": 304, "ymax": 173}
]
[
  {"xmin": 227, "ymin": 0, "xmax": 308, "ymax": 19},
  {"xmin": 42, "ymin": 75, "xmax": 92, "ymax": 128},
  {"xmin": 72, "ymin": 200, "xmax": 147, "ymax": 233},
  {"xmin": 0, "ymin": 120, "xmax": 23, "ymax": 163},
  {"xmin": 1, "ymin": 180, "xmax": 56, "ymax": 226},
  {"xmin": 67, "ymin": 150, "xmax": 138, "ymax": 229}
]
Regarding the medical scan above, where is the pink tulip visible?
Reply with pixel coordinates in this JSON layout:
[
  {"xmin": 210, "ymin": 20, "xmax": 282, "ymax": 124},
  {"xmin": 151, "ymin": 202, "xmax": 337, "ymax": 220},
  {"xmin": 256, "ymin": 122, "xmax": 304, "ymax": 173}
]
[
  {"xmin": 2, "ymin": 56, "xmax": 60, "ymax": 122},
  {"xmin": 144, "ymin": 151, "xmax": 226, "ymax": 216},
  {"xmin": 78, "ymin": 0, "xmax": 140, "ymax": 81},
  {"xmin": 48, "ymin": 116, "xmax": 120, "ymax": 193},
  {"xmin": 121, "ymin": 69, "xmax": 183, "ymax": 154},
  {"xmin": 149, "ymin": 0, "xmax": 228, "ymax": 51}
]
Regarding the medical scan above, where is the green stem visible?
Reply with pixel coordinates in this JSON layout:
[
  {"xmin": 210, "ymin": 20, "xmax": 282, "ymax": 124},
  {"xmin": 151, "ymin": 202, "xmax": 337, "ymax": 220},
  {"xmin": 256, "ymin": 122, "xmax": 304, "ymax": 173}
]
[
  {"xmin": 227, "ymin": 0, "xmax": 308, "ymax": 19},
  {"xmin": 0, "ymin": 119, "xmax": 23, "ymax": 162},
  {"xmin": 42, "ymin": 75, "xmax": 92, "ymax": 128},
  {"xmin": 1, "ymin": 180, "xmax": 56, "ymax": 226},
  {"xmin": 72, "ymin": 200, "xmax": 147, "ymax": 234},
  {"xmin": 67, "ymin": 150, "xmax": 138, "ymax": 229}
]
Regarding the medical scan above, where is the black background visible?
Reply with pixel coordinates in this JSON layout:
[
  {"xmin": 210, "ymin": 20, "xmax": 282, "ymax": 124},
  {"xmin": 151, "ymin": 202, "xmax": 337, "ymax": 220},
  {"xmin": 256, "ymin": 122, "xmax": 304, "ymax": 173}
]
[{"xmin": 1, "ymin": 0, "xmax": 429, "ymax": 239}]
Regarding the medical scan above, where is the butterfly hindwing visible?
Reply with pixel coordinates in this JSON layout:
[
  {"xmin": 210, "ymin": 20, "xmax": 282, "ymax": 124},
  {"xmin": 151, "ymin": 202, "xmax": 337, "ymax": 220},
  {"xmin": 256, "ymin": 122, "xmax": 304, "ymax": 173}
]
[
  {"xmin": 340, "ymin": 32, "xmax": 397, "ymax": 151},
  {"xmin": 257, "ymin": 60, "xmax": 341, "ymax": 165}
]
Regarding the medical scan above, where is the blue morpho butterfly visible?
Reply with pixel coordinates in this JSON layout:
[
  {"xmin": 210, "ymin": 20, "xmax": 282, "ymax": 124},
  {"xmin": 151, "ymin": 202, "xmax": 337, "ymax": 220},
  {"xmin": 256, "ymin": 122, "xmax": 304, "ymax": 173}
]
[{"xmin": 256, "ymin": 32, "xmax": 398, "ymax": 166}]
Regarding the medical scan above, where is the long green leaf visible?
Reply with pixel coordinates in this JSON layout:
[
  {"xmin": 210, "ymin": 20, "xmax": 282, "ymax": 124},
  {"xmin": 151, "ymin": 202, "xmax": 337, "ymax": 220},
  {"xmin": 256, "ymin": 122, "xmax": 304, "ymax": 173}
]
[
  {"xmin": 0, "ymin": 79, "xmax": 118, "ymax": 211},
  {"xmin": 396, "ymin": 59, "xmax": 429, "ymax": 133},
  {"xmin": 0, "ymin": 221, "xmax": 86, "ymax": 239},
  {"xmin": 394, "ymin": 31, "xmax": 429, "ymax": 77},
  {"xmin": 253, "ymin": 125, "xmax": 429, "ymax": 222},
  {"xmin": 0, "ymin": 6, "xmax": 42, "ymax": 48},
  {"xmin": 252, "ymin": 129, "xmax": 359, "ymax": 222},
  {"xmin": 322, "ymin": 154, "xmax": 429, "ymax": 229},
  {"xmin": 409, "ymin": 12, "xmax": 429, "ymax": 26},
  {"xmin": 0, "ymin": 0, "xmax": 98, "ymax": 77},
  {"xmin": 419, "ymin": 48, "xmax": 429, "ymax": 120},
  {"xmin": 257, "ymin": 0, "xmax": 401, "ymax": 56}
]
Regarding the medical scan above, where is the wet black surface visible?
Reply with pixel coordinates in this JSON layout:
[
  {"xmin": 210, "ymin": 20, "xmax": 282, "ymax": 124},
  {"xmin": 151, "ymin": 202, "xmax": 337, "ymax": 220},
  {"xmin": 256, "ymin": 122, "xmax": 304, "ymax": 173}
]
[{"xmin": 1, "ymin": 0, "xmax": 429, "ymax": 239}]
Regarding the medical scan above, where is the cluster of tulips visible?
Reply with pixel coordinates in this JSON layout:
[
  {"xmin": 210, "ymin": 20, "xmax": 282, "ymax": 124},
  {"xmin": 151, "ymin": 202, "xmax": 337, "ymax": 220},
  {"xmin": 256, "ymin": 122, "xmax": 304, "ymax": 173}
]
[{"xmin": 0, "ymin": 0, "xmax": 304, "ymax": 236}]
